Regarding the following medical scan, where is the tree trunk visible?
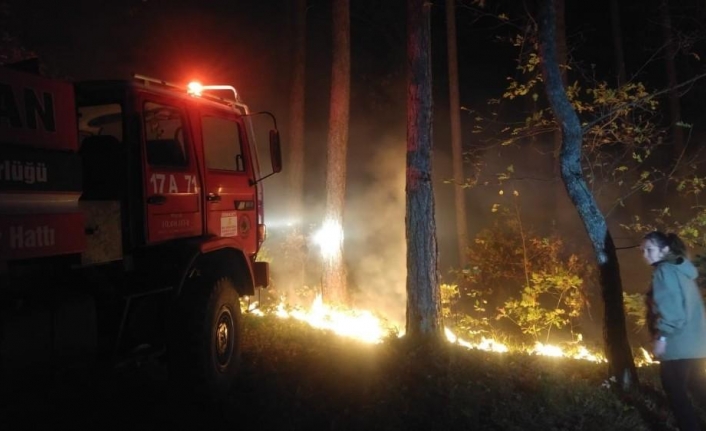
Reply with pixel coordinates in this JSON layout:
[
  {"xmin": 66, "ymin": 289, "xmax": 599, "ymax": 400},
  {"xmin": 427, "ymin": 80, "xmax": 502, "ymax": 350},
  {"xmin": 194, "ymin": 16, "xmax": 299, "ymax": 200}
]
[
  {"xmin": 321, "ymin": 0, "xmax": 350, "ymax": 304},
  {"xmin": 609, "ymin": 0, "xmax": 627, "ymax": 87},
  {"xmin": 660, "ymin": 0, "xmax": 685, "ymax": 157},
  {"xmin": 406, "ymin": 0, "xmax": 443, "ymax": 340},
  {"xmin": 551, "ymin": 0, "xmax": 567, "ymax": 176},
  {"xmin": 538, "ymin": 0, "xmax": 638, "ymax": 390},
  {"xmin": 288, "ymin": 0, "xmax": 307, "ymax": 223},
  {"xmin": 445, "ymin": 0, "xmax": 468, "ymax": 270},
  {"xmin": 549, "ymin": 0, "xmax": 573, "ymax": 234},
  {"xmin": 282, "ymin": 0, "xmax": 308, "ymax": 293}
]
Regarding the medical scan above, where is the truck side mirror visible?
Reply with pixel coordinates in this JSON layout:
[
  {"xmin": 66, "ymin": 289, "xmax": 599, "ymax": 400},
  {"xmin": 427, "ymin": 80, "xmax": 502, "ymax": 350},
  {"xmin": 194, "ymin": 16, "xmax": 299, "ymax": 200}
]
[
  {"xmin": 269, "ymin": 129, "xmax": 282, "ymax": 174},
  {"xmin": 247, "ymin": 111, "xmax": 282, "ymax": 186}
]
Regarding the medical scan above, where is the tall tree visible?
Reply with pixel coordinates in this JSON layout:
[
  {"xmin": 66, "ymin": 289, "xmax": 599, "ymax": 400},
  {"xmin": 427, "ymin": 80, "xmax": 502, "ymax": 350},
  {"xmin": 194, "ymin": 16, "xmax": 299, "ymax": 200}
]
[
  {"xmin": 406, "ymin": 0, "xmax": 443, "ymax": 339},
  {"xmin": 660, "ymin": 0, "xmax": 685, "ymax": 157},
  {"xmin": 551, "ymin": 0, "xmax": 567, "ymax": 174},
  {"xmin": 282, "ymin": 0, "xmax": 308, "ymax": 293},
  {"xmin": 609, "ymin": 0, "xmax": 627, "ymax": 87},
  {"xmin": 321, "ymin": 0, "xmax": 350, "ymax": 304},
  {"xmin": 539, "ymin": 0, "xmax": 638, "ymax": 389},
  {"xmin": 550, "ymin": 0, "xmax": 571, "ymax": 234},
  {"xmin": 288, "ymin": 0, "xmax": 307, "ymax": 223},
  {"xmin": 446, "ymin": 0, "xmax": 469, "ymax": 270}
]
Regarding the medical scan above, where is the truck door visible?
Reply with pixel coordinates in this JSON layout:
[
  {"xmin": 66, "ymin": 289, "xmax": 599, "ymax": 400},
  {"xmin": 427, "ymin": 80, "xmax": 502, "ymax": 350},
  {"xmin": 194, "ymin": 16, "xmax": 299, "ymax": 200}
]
[
  {"xmin": 141, "ymin": 99, "xmax": 202, "ymax": 243},
  {"xmin": 199, "ymin": 110, "xmax": 257, "ymax": 256}
]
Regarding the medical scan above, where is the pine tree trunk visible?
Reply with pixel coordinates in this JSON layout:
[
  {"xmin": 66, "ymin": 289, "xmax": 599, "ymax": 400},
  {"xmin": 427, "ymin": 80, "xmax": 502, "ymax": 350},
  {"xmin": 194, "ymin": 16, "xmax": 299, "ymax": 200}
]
[
  {"xmin": 538, "ymin": 0, "xmax": 638, "ymax": 389},
  {"xmin": 321, "ymin": 0, "xmax": 350, "ymax": 304},
  {"xmin": 406, "ymin": 0, "xmax": 443, "ymax": 339},
  {"xmin": 445, "ymin": 0, "xmax": 468, "ymax": 269},
  {"xmin": 283, "ymin": 0, "xmax": 308, "ymax": 293},
  {"xmin": 610, "ymin": 0, "xmax": 627, "ymax": 87},
  {"xmin": 660, "ymin": 0, "xmax": 685, "ymax": 157},
  {"xmin": 288, "ymin": 0, "xmax": 307, "ymax": 223}
]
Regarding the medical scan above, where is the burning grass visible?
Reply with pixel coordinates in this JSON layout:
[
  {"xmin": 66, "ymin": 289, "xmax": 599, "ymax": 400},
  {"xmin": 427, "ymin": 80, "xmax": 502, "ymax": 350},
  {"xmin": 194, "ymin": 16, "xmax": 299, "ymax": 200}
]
[
  {"xmin": 229, "ymin": 314, "xmax": 677, "ymax": 431},
  {"xmin": 244, "ymin": 292, "xmax": 650, "ymax": 365}
]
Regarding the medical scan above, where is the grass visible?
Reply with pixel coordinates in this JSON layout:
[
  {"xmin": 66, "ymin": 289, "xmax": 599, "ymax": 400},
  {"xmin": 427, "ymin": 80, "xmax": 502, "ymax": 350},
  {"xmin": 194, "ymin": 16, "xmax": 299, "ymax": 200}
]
[
  {"xmin": 229, "ymin": 314, "xmax": 676, "ymax": 431},
  {"xmin": 0, "ymin": 314, "xmax": 685, "ymax": 431}
]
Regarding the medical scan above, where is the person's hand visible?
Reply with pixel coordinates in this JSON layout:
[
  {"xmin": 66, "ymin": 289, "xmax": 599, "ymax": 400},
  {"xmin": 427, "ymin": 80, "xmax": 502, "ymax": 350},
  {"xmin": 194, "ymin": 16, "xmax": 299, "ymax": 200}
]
[{"xmin": 653, "ymin": 337, "xmax": 667, "ymax": 358}]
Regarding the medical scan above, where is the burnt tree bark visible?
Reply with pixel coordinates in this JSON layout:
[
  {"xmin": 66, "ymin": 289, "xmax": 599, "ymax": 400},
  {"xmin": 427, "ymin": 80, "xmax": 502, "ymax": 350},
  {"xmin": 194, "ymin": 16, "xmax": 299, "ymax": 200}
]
[
  {"xmin": 321, "ymin": 0, "xmax": 350, "ymax": 304},
  {"xmin": 405, "ymin": 0, "xmax": 443, "ymax": 340},
  {"xmin": 539, "ymin": 0, "xmax": 638, "ymax": 389}
]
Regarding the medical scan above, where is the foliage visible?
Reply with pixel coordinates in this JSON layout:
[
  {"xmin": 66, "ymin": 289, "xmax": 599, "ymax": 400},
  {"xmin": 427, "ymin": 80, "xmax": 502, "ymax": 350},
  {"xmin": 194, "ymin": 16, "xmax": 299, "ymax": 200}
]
[
  {"xmin": 623, "ymin": 292, "xmax": 648, "ymax": 332},
  {"xmin": 441, "ymin": 282, "xmax": 492, "ymax": 338},
  {"xmin": 452, "ymin": 194, "xmax": 592, "ymax": 344},
  {"xmin": 496, "ymin": 254, "xmax": 585, "ymax": 340},
  {"xmin": 470, "ymin": 3, "xmax": 706, "ymax": 275},
  {"xmin": 462, "ymin": 6, "xmax": 669, "ymax": 221}
]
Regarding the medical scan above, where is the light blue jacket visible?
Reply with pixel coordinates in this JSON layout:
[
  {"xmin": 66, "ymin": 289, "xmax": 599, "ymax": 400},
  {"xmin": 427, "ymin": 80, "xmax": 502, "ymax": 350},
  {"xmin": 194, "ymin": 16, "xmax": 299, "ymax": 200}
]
[{"xmin": 648, "ymin": 257, "xmax": 706, "ymax": 360}]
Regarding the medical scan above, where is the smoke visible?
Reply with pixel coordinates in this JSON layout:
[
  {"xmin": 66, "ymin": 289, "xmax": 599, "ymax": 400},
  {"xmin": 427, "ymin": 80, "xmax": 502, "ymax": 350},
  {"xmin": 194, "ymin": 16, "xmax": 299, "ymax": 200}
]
[{"xmin": 345, "ymin": 136, "xmax": 407, "ymax": 327}]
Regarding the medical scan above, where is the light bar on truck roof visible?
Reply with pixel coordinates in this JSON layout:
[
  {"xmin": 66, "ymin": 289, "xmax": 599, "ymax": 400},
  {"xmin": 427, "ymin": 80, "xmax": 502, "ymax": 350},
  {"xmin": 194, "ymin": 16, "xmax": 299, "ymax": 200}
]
[
  {"xmin": 133, "ymin": 74, "xmax": 248, "ymax": 113},
  {"xmin": 187, "ymin": 81, "xmax": 239, "ymax": 102}
]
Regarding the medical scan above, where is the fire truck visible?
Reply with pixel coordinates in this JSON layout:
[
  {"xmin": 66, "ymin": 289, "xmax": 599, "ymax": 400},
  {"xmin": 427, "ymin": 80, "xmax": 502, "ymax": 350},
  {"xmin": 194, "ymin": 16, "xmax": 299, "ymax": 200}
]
[{"xmin": 0, "ymin": 64, "xmax": 282, "ymax": 399}]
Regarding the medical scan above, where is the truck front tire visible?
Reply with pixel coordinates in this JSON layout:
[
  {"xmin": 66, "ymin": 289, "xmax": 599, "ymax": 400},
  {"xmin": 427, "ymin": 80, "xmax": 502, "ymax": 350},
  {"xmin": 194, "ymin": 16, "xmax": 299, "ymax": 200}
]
[{"xmin": 169, "ymin": 276, "xmax": 242, "ymax": 401}]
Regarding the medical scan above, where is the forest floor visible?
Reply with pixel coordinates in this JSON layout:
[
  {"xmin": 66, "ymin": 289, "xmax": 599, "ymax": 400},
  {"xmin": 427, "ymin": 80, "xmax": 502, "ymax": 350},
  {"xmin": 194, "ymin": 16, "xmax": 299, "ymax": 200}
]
[{"xmin": 0, "ymin": 314, "xmax": 686, "ymax": 431}]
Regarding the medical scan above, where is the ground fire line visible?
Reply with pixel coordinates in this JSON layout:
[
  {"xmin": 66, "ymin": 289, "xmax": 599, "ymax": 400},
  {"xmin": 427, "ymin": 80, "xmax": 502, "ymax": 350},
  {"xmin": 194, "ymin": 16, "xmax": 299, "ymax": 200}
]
[{"xmin": 243, "ymin": 293, "xmax": 656, "ymax": 366}]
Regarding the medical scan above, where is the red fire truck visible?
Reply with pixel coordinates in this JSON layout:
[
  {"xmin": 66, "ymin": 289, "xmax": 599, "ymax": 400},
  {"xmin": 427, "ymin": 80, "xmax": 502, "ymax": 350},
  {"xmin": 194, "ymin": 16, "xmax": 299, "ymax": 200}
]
[{"xmin": 0, "ymin": 64, "xmax": 282, "ymax": 399}]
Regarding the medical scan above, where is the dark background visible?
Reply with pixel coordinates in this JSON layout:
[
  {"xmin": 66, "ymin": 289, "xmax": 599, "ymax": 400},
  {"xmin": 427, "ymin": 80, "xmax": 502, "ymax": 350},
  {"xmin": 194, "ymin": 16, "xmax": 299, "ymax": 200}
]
[{"xmin": 4, "ymin": 0, "xmax": 706, "ymax": 334}]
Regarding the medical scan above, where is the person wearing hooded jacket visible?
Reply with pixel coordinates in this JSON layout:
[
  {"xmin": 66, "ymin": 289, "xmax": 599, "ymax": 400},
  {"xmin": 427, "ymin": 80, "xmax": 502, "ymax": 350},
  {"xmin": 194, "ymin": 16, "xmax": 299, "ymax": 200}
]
[{"xmin": 643, "ymin": 230, "xmax": 706, "ymax": 431}]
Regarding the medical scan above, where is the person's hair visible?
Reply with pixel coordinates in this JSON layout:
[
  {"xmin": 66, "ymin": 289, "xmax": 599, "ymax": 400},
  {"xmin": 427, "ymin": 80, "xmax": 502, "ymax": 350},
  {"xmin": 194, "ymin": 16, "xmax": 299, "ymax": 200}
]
[{"xmin": 643, "ymin": 230, "xmax": 688, "ymax": 258}]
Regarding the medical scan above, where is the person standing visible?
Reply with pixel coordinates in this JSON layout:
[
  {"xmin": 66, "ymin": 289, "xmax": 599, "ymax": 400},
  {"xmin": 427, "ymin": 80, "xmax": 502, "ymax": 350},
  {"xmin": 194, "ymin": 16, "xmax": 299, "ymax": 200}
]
[{"xmin": 643, "ymin": 230, "xmax": 706, "ymax": 431}]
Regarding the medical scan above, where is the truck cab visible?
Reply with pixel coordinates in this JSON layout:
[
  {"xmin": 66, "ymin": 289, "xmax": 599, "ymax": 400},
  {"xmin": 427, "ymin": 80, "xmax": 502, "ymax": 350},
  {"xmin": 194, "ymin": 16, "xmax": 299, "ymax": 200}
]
[{"xmin": 0, "ymin": 66, "xmax": 282, "ymax": 399}]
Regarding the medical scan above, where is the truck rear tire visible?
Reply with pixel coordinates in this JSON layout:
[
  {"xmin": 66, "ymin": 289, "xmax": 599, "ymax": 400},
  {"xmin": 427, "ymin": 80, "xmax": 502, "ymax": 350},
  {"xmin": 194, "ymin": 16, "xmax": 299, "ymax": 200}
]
[{"xmin": 169, "ymin": 276, "xmax": 242, "ymax": 402}]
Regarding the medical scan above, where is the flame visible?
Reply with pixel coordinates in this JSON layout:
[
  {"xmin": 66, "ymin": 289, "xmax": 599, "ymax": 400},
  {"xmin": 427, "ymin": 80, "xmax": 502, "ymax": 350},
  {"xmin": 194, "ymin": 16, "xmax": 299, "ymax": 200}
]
[
  {"xmin": 531, "ymin": 342, "xmax": 605, "ymax": 362},
  {"xmin": 272, "ymin": 294, "xmax": 391, "ymax": 344},
  {"xmin": 444, "ymin": 328, "xmax": 509, "ymax": 353},
  {"xmin": 243, "ymin": 294, "xmax": 624, "ymax": 363},
  {"xmin": 638, "ymin": 347, "xmax": 656, "ymax": 366}
]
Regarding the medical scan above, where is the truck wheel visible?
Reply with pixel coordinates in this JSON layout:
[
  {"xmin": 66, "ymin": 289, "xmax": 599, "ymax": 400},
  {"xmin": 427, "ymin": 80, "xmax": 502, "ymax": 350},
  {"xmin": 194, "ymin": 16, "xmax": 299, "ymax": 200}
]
[{"xmin": 169, "ymin": 276, "xmax": 242, "ymax": 401}]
